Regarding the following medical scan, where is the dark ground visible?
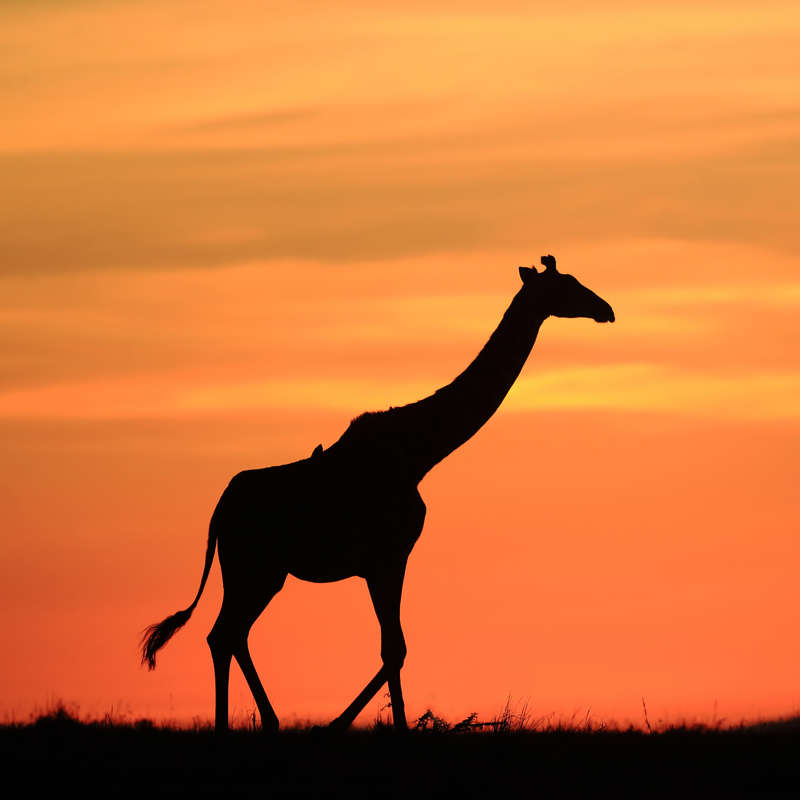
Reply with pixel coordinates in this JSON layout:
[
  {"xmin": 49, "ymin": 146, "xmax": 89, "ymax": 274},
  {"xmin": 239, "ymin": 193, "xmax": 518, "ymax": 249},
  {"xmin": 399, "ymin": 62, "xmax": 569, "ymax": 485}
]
[{"xmin": 3, "ymin": 708, "xmax": 799, "ymax": 797}]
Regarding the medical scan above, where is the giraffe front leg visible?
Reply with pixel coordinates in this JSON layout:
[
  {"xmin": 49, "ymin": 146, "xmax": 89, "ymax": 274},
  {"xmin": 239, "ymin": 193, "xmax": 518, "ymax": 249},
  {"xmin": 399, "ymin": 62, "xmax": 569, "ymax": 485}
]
[
  {"xmin": 367, "ymin": 560, "xmax": 409, "ymax": 732},
  {"xmin": 387, "ymin": 670, "xmax": 407, "ymax": 730},
  {"xmin": 328, "ymin": 667, "xmax": 387, "ymax": 730}
]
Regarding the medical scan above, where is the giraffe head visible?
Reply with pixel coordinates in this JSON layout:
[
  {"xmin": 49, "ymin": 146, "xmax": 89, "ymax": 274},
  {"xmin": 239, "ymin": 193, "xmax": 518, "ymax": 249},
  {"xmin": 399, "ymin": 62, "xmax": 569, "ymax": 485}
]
[{"xmin": 518, "ymin": 255, "xmax": 615, "ymax": 323}]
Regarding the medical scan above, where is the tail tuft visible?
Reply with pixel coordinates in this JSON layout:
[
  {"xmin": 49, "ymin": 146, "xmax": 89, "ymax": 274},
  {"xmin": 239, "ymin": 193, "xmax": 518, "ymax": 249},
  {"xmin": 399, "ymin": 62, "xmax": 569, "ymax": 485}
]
[
  {"xmin": 140, "ymin": 516, "xmax": 219, "ymax": 670},
  {"xmin": 140, "ymin": 609, "xmax": 193, "ymax": 670}
]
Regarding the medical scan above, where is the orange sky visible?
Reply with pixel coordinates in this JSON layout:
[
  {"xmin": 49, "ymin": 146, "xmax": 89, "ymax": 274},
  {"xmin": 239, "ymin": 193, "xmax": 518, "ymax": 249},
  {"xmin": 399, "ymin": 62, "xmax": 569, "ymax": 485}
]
[{"xmin": 2, "ymin": 0, "xmax": 799, "ymax": 728}]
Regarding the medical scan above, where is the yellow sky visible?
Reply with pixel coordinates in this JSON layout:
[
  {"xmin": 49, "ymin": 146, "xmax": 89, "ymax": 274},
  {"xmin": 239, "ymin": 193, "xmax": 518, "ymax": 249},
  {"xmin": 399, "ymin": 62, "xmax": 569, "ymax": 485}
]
[{"xmin": 2, "ymin": 0, "xmax": 799, "ymax": 726}]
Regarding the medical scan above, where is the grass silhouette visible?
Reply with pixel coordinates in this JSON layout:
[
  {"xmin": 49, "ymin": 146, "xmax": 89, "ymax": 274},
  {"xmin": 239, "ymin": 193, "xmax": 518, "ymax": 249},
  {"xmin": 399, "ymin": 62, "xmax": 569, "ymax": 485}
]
[{"xmin": 3, "ymin": 701, "xmax": 799, "ymax": 796}]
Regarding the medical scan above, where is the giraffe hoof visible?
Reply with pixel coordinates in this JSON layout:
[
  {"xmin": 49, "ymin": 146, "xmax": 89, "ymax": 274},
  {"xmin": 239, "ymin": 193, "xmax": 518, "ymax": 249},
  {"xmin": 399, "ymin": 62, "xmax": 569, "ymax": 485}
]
[
  {"xmin": 309, "ymin": 722, "xmax": 343, "ymax": 739},
  {"xmin": 260, "ymin": 720, "xmax": 279, "ymax": 735}
]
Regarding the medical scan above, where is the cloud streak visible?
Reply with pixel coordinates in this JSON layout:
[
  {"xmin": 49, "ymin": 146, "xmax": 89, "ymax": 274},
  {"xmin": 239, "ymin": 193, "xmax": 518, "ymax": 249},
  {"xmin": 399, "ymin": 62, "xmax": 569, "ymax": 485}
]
[
  {"xmin": 3, "ymin": 1, "xmax": 800, "ymax": 274},
  {"xmin": 2, "ymin": 134, "xmax": 799, "ymax": 276},
  {"xmin": 1, "ymin": 362, "xmax": 798, "ymax": 422}
]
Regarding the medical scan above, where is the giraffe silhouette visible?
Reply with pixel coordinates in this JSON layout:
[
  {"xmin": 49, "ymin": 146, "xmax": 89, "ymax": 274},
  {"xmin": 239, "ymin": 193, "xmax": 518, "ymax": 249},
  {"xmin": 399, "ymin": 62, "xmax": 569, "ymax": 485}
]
[{"xmin": 140, "ymin": 255, "xmax": 615, "ymax": 732}]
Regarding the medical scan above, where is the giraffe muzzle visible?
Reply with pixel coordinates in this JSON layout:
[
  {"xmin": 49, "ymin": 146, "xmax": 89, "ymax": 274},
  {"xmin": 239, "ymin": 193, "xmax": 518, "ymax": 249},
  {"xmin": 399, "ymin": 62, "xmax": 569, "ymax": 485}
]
[{"xmin": 594, "ymin": 303, "xmax": 615, "ymax": 323}]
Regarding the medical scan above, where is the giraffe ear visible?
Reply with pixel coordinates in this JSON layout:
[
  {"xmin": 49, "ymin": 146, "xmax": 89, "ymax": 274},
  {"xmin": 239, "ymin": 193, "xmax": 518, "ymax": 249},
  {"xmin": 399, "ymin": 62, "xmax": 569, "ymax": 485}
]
[{"xmin": 519, "ymin": 266, "xmax": 538, "ymax": 283}]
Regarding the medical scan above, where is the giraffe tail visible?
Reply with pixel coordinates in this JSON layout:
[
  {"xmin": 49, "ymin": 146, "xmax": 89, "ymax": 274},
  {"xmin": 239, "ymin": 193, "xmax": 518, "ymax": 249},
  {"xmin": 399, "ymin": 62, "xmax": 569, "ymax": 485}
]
[{"xmin": 140, "ymin": 518, "xmax": 218, "ymax": 670}]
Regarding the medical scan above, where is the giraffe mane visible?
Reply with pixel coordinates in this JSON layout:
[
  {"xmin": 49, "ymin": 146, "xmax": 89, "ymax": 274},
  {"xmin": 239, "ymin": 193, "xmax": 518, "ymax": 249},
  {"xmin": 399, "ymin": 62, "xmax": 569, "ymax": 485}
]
[{"xmin": 342, "ymin": 406, "xmax": 408, "ymax": 443}]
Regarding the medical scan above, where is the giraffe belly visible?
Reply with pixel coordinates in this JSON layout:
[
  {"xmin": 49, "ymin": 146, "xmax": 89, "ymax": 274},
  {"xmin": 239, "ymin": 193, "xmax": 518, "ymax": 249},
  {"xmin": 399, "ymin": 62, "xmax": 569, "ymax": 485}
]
[{"xmin": 284, "ymin": 488, "xmax": 426, "ymax": 582}]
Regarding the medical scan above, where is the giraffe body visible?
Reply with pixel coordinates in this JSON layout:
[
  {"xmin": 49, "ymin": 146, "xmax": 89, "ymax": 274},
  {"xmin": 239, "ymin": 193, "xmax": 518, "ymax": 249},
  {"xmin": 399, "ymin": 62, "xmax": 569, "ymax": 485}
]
[
  {"xmin": 141, "ymin": 257, "xmax": 614, "ymax": 732},
  {"xmin": 216, "ymin": 454, "xmax": 424, "ymax": 585}
]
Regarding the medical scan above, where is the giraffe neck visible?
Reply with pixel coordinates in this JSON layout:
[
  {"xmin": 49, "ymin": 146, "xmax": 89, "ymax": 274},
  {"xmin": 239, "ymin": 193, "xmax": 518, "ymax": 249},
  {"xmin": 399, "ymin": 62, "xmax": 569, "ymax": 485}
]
[
  {"xmin": 333, "ymin": 287, "xmax": 547, "ymax": 482},
  {"xmin": 404, "ymin": 288, "xmax": 545, "ymax": 478}
]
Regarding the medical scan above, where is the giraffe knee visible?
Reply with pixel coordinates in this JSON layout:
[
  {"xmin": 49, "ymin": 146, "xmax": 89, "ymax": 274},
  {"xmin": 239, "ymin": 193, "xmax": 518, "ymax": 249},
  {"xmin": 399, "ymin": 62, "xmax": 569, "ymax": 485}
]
[
  {"xmin": 207, "ymin": 624, "xmax": 236, "ymax": 655},
  {"xmin": 207, "ymin": 632, "xmax": 224, "ymax": 662},
  {"xmin": 381, "ymin": 635, "xmax": 407, "ymax": 670}
]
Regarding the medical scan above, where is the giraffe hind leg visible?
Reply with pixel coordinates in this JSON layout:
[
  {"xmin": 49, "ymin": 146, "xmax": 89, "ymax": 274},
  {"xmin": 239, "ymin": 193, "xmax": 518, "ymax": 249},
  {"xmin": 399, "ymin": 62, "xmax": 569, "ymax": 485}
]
[
  {"xmin": 234, "ymin": 639, "xmax": 279, "ymax": 732},
  {"xmin": 207, "ymin": 612, "xmax": 233, "ymax": 732},
  {"xmin": 207, "ymin": 571, "xmax": 287, "ymax": 732}
]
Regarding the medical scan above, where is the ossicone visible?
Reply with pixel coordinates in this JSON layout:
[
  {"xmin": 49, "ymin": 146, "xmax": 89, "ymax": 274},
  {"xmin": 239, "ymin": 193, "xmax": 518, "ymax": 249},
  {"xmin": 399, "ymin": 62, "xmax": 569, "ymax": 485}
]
[{"xmin": 540, "ymin": 254, "xmax": 557, "ymax": 272}]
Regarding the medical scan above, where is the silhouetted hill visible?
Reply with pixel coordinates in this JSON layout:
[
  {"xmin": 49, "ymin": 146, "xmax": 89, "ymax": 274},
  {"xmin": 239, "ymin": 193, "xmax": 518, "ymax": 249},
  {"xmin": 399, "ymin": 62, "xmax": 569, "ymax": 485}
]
[{"xmin": 2, "ymin": 706, "xmax": 799, "ymax": 797}]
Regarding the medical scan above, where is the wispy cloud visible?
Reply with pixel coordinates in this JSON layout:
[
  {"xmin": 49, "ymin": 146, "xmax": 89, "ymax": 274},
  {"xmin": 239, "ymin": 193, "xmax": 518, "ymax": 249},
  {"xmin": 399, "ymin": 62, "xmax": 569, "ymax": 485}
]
[
  {"xmin": 2, "ymin": 242, "xmax": 799, "ymax": 401},
  {"xmin": 509, "ymin": 364, "xmax": 800, "ymax": 420},
  {"xmin": 3, "ymin": 133, "xmax": 799, "ymax": 275},
  {"xmin": 1, "ymin": 362, "xmax": 798, "ymax": 422},
  {"xmin": 3, "ymin": 1, "xmax": 800, "ymax": 274}
]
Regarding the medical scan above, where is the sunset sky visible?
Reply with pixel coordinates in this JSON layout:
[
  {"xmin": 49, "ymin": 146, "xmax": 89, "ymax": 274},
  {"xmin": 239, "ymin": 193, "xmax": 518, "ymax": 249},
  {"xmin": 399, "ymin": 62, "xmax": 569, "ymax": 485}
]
[{"xmin": 3, "ymin": 0, "xmax": 799, "ymax": 728}]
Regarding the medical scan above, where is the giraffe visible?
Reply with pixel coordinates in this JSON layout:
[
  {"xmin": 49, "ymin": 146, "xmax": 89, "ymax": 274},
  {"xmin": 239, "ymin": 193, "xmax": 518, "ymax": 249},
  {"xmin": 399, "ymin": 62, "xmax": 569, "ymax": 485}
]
[{"xmin": 140, "ymin": 255, "xmax": 615, "ymax": 732}]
